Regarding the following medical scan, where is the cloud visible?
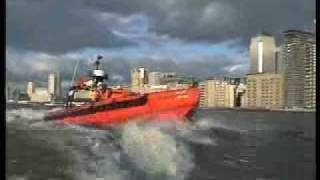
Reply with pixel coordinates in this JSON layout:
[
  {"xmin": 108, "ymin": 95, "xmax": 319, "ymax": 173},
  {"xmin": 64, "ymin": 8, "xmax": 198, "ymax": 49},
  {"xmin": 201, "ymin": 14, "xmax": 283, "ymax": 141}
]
[
  {"xmin": 85, "ymin": 0, "xmax": 315, "ymax": 44},
  {"xmin": 6, "ymin": 48, "xmax": 248, "ymax": 85},
  {"xmin": 6, "ymin": 0, "xmax": 313, "ymax": 86},
  {"xmin": 176, "ymin": 56, "xmax": 248, "ymax": 78},
  {"xmin": 6, "ymin": 48, "xmax": 77, "ymax": 82},
  {"xmin": 6, "ymin": 0, "xmax": 136, "ymax": 53},
  {"xmin": 7, "ymin": 0, "xmax": 315, "ymax": 53}
]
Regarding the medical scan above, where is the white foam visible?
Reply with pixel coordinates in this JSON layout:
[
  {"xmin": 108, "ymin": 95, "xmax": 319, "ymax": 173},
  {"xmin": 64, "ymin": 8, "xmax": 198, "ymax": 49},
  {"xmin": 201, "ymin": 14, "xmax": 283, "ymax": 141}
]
[
  {"xmin": 7, "ymin": 176, "xmax": 28, "ymax": 180},
  {"xmin": 7, "ymin": 108, "xmax": 226, "ymax": 180},
  {"xmin": 6, "ymin": 108, "xmax": 46, "ymax": 124},
  {"xmin": 121, "ymin": 123, "xmax": 183, "ymax": 178},
  {"xmin": 193, "ymin": 117, "xmax": 248, "ymax": 133}
]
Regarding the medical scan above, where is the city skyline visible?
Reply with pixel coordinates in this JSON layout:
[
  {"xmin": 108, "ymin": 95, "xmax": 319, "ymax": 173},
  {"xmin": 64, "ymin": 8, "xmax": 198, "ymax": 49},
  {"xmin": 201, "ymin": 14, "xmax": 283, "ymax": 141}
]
[
  {"xmin": 6, "ymin": 0, "xmax": 315, "ymax": 86},
  {"xmin": 6, "ymin": 29, "xmax": 315, "ymax": 88}
]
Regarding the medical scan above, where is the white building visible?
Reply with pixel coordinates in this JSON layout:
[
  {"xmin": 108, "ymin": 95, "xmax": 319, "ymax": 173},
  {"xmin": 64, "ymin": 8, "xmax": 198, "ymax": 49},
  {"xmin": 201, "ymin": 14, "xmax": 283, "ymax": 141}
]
[
  {"xmin": 199, "ymin": 80, "xmax": 236, "ymax": 108},
  {"xmin": 148, "ymin": 72, "xmax": 162, "ymax": 85},
  {"xmin": 27, "ymin": 81, "xmax": 35, "ymax": 97},
  {"xmin": 131, "ymin": 68, "xmax": 148, "ymax": 92},
  {"xmin": 48, "ymin": 72, "xmax": 61, "ymax": 99},
  {"xmin": 30, "ymin": 88, "xmax": 51, "ymax": 102}
]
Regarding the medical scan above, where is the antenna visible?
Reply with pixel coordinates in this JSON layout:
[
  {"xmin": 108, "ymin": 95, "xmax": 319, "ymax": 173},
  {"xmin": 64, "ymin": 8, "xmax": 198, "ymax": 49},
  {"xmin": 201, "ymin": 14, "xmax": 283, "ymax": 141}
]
[
  {"xmin": 97, "ymin": 54, "xmax": 103, "ymax": 60},
  {"xmin": 95, "ymin": 55, "xmax": 103, "ymax": 70},
  {"xmin": 70, "ymin": 59, "xmax": 80, "ymax": 87}
]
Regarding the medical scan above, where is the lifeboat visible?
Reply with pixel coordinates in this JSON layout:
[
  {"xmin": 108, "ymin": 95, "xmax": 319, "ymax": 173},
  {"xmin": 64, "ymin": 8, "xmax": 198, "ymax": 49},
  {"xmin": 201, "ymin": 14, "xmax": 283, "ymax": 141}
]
[{"xmin": 44, "ymin": 56, "xmax": 199, "ymax": 128}]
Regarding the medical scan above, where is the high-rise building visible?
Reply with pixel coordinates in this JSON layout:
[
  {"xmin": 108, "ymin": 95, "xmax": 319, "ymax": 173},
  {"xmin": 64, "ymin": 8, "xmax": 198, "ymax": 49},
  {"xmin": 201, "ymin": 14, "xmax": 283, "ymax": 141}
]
[
  {"xmin": 199, "ymin": 80, "xmax": 236, "ymax": 108},
  {"xmin": 48, "ymin": 73, "xmax": 55, "ymax": 95},
  {"xmin": 27, "ymin": 81, "xmax": 35, "ymax": 97},
  {"xmin": 199, "ymin": 82, "xmax": 207, "ymax": 107},
  {"xmin": 131, "ymin": 68, "xmax": 148, "ymax": 92},
  {"xmin": 275, "ymin": 46, "xmax": 284, "ymax": 74},
  {"xmin": 159, "ymin": 72, "xmax": 178, "ymax": 85},
  {"xmin": 223, "ymin": 76, "xmax": 241, "ymax": 86},
  {"xmin": 246, "ymin": 73, "xmax": 286, "ymax": 109},
  {"xmin": 48, "ymin": 72, "xmax": 62, "ymax": 100},
  {"xmin": 55, "ymin": 72, "xmax": 61, "ymax": 97},
  {"xmin": 148, "ymin": 71, "xmax": 178, "ymax": 86},
  {"xmin": 161, "ymin": 72, "xmax": 176, "ymax": 78},
  {"xmin": 241, "ymin": 90, "xmax": 248, "ymax": 108},
  {"xmin": 148, "ymin": 72, "xmax": 162, "ymax": 86},
  {"xmin": 235, "ymin": 83, "xmax": 247, "ymax": 107},
  {"xmin": 303, "ymin": 35, "xmax": 316, "ymax": 109},
  {"xmin": 30, "ymin": 88, "xmax": 50, "ymax": 102},
  {"xmin": 282, "ymin": 30, "xmax": 316, "ymax": 109},
  {"xmin": 250, "ymin": 33, "xmax": 276, "ymax": 74}
]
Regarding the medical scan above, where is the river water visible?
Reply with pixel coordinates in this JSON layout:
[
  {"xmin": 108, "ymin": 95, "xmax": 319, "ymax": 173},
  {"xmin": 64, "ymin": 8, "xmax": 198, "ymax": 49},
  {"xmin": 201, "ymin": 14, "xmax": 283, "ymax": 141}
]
[{"xmin": 6, "ymin": 106, "xmax": 315, "ymax": 180}]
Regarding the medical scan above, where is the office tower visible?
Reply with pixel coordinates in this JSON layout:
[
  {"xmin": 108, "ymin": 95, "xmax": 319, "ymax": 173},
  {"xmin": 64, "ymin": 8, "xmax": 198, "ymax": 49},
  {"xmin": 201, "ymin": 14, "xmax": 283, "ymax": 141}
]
[
  {"xmin": 282, "ymin": 30, "xmax": 316, "ymax": 109},
  {"xmin": 161, "ymin": 72, "xmax": 176, "ymax": 78},
  {"xmin": 241, "ymin": 89, "xmax": 248, "ymax": 108},
  {"xmin": 55, "ymin": 72, "xmax": 61, "ymax": 98},
  {"xmin": 199, "ymin": 82, "xmax": 207, "ymax": 107},
  {"xmin": 30, "ymin": 88, "xmax": 51, "ymax": 102},
  {"xmin": 148, "ymin": 72, "xmax": 162, "ymax": 85},
  {"xmin": 48, "ymin": 72, "xmax": 62, "ymax": 99},
  {"xmin": 159, "ymin": 72, "xmax": 178, "ymax": 85},
  {"xmin": 27, "ymin": 81, "xmax": 35, "ymax": 97},
  {"xmin": 131, "ymin": 69, "xmax": 139, "ymax": 92},
  {"xmin": 48, "ymin": 73, "xmax": 55, "ymax": 95},
  {"xmin": 235, "ymin": 83, "xmax": 247, "ymax": 107},
  {"xmin": 303, "ymin": 36, "xmax": 316, "ymax": 109},
  {"xmin": 274, "ymin": 46, "xmax": 284, "ymax": 74},
  {"xmin": 246, "ymin": 73, "xmax": 285, "ymax": 109},
  {"xmin": 131, "ymin": 68, "xmax": 148, "ymax": 92},
  {"xmin": 199, "ymin": 80, "xmax": 236, "ymax": 108},
  {"xmin": 250, "ymin": 33, "xmax": 276, "ymax": 73},
  {"xmin": 223, "ymin": 76, "xmax": 241, "ymax": 86}
]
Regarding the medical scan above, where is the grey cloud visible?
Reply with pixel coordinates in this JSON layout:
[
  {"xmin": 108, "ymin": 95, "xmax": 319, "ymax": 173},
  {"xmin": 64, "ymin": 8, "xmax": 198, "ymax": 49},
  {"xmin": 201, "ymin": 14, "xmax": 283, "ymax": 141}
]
[
  {"xmin": 86, "ymin": 0, "xmax": 315, "ymax": 44},
  {"xmin": 6, "ymin": 48, "xmax": 80, "ymax": 82},
  {"xmin": 158, "ymin": 0, "xmax": 314, "ymax": 44},
  {"xmin": 6, "ymin": 0, "xmax": 136, "ymax": 53},
  {"xmin": 6, "ymin": 49, "xmax": 247, "ymax": 85},
  {"xmin": 176, "ymin": 57, "xmax": 248, "ymax": 79},
  {"xmin": 7, "ymin": 0, "xmax": 314, "ymax": 53}
]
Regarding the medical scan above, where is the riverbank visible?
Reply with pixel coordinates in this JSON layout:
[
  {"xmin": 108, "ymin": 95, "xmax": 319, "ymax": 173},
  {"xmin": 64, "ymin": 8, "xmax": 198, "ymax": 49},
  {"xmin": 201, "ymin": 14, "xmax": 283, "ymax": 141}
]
[{"xmin": 199, "ymin": 107, "xmax": 316, "ymax": 113}]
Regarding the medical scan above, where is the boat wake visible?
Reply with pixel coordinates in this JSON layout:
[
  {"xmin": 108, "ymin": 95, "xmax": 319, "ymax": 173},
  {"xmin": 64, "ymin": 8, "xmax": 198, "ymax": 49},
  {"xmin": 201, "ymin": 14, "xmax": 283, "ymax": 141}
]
[{"xmin": 6, "ymin": 108, "xmax": 240, "ymax": 180}]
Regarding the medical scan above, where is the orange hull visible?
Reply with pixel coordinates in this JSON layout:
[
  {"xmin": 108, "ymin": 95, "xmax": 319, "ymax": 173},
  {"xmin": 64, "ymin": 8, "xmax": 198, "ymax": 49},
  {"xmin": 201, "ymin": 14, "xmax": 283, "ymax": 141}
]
[{"xmin": 45, "ymin": 88, "xmax": 199, "ymax": 128}]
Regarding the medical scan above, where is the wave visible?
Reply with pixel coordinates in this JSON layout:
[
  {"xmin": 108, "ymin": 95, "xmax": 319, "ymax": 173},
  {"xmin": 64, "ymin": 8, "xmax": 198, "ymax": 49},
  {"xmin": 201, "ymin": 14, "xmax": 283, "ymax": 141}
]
[
  {"xmin": 6, "ymin": 108, "xmax": 211, "ymax": 180},
  {"xmin": 6, "ymin": 107, "xmax": 258, "ymax": 180}
]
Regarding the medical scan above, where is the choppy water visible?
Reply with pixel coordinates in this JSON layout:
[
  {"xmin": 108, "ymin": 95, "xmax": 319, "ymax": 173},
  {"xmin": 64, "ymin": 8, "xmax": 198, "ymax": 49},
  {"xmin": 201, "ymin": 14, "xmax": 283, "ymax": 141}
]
[{"xmin": 6, "ymin": 107, "xmax": 315, "ymax": 180}]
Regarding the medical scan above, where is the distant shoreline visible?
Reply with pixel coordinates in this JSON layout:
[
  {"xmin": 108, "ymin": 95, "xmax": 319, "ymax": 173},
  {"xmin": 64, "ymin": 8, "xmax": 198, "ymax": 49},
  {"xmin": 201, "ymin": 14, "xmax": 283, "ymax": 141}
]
[{"xmin": 198, "ymin": 107, "xmax": 316, "ymax": 113}]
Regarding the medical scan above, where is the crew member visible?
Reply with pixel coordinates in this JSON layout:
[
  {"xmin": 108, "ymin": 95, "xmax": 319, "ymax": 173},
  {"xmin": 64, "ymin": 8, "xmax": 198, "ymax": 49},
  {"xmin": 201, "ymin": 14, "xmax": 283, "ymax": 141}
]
[
  {"xmin": 66, "ymin": 87, "xmax": 75, "ymax": 108},
  {"xmin": 90, "ymin": 89, "xmax": 99, "ymax": 102}
]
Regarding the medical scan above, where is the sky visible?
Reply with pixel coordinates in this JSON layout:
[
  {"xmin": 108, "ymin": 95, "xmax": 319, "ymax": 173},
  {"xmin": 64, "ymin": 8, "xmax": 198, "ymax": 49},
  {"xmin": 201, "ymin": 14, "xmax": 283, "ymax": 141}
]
[{"xmin": 6, "ymin": 0, "xmax": 315, "ymax": 86}]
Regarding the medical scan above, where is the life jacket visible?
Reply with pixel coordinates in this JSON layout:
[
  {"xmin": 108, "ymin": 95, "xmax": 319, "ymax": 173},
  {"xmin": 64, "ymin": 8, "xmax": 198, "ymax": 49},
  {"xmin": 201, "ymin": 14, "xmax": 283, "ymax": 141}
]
[{"xmin": 90, "ymin": 90, "xmax": 98, "ymax": 101}]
